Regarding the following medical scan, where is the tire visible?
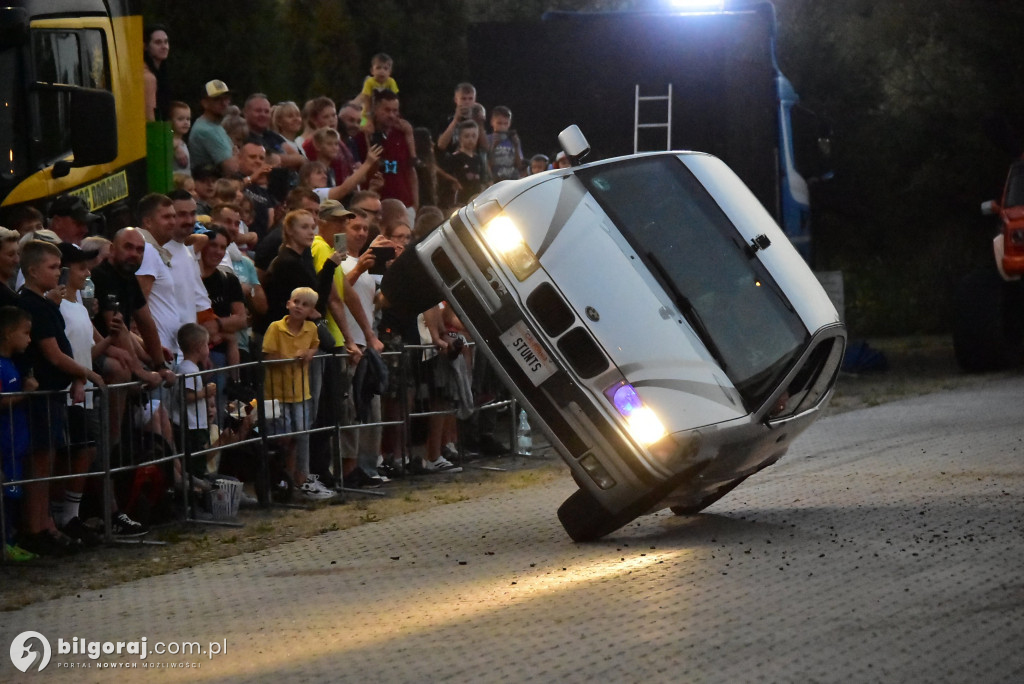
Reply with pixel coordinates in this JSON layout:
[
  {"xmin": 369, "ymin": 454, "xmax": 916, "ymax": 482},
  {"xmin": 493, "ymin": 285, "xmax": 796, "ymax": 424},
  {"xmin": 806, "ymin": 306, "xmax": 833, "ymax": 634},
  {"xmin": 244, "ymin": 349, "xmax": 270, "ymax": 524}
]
[
  {"xmin": 557, "ymin": 488, "xmax": 635, "ymax": 542},
  {"xmin": 952, "ymin": 267, "xmax": 1024, "ymax": 372},
  {"xmin": 670, "ymin": 476, "xmax": 748, "ymax": 516}
]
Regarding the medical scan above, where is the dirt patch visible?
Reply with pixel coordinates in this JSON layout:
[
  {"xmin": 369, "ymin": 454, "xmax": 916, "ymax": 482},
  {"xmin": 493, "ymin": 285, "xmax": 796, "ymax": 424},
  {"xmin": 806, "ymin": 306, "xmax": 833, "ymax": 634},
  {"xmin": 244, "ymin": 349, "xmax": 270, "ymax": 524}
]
[{"xmin": 2, "ymin": 335, "xmax": 1015, "ymax": 610}]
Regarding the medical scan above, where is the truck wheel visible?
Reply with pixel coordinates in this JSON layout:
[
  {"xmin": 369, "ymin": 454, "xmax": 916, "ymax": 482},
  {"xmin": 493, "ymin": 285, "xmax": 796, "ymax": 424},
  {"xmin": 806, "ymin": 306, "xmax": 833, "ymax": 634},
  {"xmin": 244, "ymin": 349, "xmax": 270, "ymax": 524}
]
[
  {"xmin": 557, "ymin": 489, "xmax": 634, "ymax": 542},
  {"xmin": 953, "ymin": 267, "xmax": 1024, "ymax": 372},
  {"xmin": 670, "ymin": 476, "xmax": 748, "ymax": 516}
]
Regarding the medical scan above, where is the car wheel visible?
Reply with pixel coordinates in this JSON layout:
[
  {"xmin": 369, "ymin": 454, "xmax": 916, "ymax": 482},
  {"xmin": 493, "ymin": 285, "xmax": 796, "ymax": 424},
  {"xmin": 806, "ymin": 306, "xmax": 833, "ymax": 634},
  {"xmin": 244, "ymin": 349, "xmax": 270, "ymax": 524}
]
[
  {"xmin": 669, "ymin": 476, "xmax": 748, "ymax": 516},
  {"xmin": 557, "ymin": 488, "xmax": 634, "ymax": 542},
  {"xmin": 952, "ymin": 266, "xmax": 1024, "ymax": 372}
]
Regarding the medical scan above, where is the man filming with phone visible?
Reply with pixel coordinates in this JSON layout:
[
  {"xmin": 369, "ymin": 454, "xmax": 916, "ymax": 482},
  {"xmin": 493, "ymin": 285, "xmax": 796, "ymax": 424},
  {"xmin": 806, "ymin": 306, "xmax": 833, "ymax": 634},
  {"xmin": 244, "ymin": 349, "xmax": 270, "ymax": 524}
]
[
  {"xmin": 356, "ymin": 90, "xmax": 418, "ymax": 215},
  {"xmin": 336, "ymin": 205, "xmax": 397, "ymax": 487},
  {"xmin": 311, "ymin": 201, "xmax": 363, "ymax": 361}
]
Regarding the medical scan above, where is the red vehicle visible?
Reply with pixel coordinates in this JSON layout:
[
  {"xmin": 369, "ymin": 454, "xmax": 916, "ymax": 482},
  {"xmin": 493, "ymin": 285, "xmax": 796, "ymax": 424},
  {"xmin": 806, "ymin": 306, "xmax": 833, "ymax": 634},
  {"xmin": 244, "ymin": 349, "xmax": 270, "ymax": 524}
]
[
  {"xmin": 986, "ymin": 161, "xmax": 1024, "ymax": 277},
  {"xmin": 953, "ymin": 161, "xmax": 1024, "ymax": 371}
]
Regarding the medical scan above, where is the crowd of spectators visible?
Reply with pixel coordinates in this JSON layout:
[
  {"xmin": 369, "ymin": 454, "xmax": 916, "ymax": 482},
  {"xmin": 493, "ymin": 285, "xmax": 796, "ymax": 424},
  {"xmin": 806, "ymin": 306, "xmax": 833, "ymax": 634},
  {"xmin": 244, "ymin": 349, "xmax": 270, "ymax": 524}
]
[{"xmin": 0, "ymin": 34, "xmax": 551, "ymax": 561}]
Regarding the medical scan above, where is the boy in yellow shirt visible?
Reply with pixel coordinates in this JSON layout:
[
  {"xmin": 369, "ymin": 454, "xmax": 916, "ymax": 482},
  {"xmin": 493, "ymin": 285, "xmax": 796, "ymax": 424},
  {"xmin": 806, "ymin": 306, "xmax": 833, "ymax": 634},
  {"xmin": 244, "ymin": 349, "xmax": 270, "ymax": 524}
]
[
  {"xmin": 262, "ymin": 287, "xmax": 334, "ymax": 501},
  {"xmin": 356, "ymin": 52, "xmax": 417, "ymax": 162}
]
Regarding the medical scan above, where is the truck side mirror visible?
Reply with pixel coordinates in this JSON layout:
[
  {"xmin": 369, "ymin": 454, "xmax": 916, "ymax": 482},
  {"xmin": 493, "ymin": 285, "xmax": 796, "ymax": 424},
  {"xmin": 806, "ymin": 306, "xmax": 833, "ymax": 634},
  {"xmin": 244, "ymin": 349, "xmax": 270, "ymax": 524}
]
[{"xmin": 52, "ymin": 87, "xmax": 118, "ymax": 178}]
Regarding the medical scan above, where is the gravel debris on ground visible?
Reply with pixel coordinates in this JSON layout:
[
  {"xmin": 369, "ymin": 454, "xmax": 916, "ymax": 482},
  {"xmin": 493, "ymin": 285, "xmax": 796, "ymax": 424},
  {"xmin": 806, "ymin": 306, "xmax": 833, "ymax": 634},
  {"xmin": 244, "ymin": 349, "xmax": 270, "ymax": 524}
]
[{"xmin": 0, "ymin": 335, "xmax": 1016, "ymax": 611}]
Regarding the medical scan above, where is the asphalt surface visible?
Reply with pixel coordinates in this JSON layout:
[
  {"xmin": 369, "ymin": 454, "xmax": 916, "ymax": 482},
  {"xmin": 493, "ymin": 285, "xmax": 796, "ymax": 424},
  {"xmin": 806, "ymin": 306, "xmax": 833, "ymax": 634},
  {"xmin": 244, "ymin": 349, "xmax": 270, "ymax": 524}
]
[{"xmin": 2, "ymin": 375, "xmax": 1022, "ymax": 683}]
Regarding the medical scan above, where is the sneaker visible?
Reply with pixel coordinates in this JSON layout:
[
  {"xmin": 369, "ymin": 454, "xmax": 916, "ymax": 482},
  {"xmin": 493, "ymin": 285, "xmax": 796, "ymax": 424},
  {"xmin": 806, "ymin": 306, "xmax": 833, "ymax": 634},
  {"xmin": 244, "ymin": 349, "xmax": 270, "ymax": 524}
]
[
  {"xmin": 61, "ymin": 516, "xmax": 103, "ymax": 547},
  {"xmin": 378, "ymin": 461, "xmax": 402, "ymax": 479},
  {"xmin": 442, "ymin": 442, "xmax": 461, "ymax": 461},
  {"xmin": 343, "ymin": 469, "xmax": 383, "ymax": 489},
  {"xmin": 422, "ymin": 456, "xmax": 463, "ymax": 474},
  {"xmin": 4, "ymin": 543, "xmax": 38, "ymax": 562},
  {"xmin": 300, "ymin": 475, "xmax": 336, "ymax": 501},
  {"xmin": 110, "ymin": 512, "xmax": 148, "ymax": 538}
]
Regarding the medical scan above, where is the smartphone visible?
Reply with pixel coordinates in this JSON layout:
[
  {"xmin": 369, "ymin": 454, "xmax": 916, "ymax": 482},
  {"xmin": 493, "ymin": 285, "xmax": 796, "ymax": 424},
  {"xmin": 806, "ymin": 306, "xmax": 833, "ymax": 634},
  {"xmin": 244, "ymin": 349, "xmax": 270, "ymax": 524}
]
[
  {"xmin": 369, "ymin": 246, "xmax": 396, "ymax": 275},
  {"xmin": 101, "ymin": 294, "xmax": 120, "ymax": 312},
  {"xmin": 370, "ymin": 130, "xmax": 387, "ymax": 147},
  {"xmin": 59, "ymin": 267, "xmax": 70, "ymax": 287},
  {"xmin": 333, "ymin": 232, "xmax": 347, "ymax": 254}
]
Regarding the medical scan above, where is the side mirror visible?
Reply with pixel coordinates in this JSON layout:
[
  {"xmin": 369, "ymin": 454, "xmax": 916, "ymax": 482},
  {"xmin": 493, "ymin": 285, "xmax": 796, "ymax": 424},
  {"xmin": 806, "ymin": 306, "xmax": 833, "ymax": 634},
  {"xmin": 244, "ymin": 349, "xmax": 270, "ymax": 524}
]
[
  {"xmin": 558, "ymin": 125, "xmax": 590, "ymax": 166},
  {"xmin": 981, "ymin": 200, "xmax": 999, "ymax": 216},
  {"xmin": 0, "ymin": 7, "xmax": 28, "ymax": 49},
  {"xmin": 52, "ymin": 87, "xmax": 118, "ymax": 178}
]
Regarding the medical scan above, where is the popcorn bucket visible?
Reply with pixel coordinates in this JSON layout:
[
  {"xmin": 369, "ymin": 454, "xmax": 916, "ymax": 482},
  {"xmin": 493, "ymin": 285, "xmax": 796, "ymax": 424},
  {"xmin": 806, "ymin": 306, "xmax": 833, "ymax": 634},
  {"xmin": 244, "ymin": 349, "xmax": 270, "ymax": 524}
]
[{"xmin": 209, "ymin": 477, "xmax": 243, "ymax": 520}]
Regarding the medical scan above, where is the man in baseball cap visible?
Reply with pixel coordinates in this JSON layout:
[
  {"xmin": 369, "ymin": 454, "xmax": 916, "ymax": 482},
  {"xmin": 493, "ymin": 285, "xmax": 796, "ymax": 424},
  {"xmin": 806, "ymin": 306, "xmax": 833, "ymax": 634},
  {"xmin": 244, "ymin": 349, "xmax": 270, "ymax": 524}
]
[
  {"xmin": 190, "ymin": 79, "xmax": 239, "ymax": 175},
  {"xmin": 203, "ymin": 79, "xmax": 231, "ymax": 99},
  {"xmin": 49, "ymin": 194, "xmax": 98, "ymax": 245}
]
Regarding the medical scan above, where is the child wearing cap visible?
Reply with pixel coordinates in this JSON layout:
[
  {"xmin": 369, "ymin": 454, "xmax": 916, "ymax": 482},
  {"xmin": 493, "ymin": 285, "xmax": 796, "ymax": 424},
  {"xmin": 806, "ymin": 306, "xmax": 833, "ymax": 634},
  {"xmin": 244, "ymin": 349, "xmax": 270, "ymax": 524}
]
[{"xmin": 54, "ymin": 242, "xmax": 111, "ymax": 546}]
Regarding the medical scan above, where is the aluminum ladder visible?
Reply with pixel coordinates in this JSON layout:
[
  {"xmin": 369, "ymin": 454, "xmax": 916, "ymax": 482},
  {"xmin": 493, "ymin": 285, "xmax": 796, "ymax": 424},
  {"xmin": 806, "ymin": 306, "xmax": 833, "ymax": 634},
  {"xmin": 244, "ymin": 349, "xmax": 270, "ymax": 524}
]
[{"xmin": 633, "ymin": 83, "xmax": 673, "ymax": 153}]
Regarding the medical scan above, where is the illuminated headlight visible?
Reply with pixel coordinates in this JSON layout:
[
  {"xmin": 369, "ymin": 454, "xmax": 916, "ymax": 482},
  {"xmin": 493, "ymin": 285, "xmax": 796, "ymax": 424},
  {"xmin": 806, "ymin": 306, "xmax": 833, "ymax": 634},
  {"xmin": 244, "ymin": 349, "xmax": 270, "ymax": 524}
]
[
  {"xmin": 607, "ymin": 383, "xmax": 667, "ymax": 447},
  {"xmin": 482, "ymin": 216, "xmax": 540, "ymax": 281}
]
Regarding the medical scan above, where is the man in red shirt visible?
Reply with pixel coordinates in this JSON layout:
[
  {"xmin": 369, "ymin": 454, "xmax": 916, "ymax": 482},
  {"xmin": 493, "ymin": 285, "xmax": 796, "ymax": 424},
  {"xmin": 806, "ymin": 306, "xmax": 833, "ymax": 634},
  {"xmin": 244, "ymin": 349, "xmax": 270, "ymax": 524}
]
[{"xmin": 356, "ymin": 90, "xmax": 418, "ymax": 213}]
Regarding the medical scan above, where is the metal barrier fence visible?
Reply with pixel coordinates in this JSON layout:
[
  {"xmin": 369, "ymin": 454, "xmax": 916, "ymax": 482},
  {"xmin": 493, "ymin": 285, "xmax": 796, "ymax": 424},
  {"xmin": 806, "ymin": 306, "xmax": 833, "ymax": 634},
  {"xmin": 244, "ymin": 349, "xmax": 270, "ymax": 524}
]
[{"xmin": 1, "ymin": 342, "xmax": 522, "ymax": 559}]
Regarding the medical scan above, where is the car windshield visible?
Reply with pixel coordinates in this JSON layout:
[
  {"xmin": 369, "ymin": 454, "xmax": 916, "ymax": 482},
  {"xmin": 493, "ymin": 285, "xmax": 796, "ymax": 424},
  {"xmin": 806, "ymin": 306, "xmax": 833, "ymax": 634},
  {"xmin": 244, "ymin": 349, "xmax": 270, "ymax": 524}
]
[{"xmin": 577, "ymin": 155, "xmax": 808, "ymax": 409}]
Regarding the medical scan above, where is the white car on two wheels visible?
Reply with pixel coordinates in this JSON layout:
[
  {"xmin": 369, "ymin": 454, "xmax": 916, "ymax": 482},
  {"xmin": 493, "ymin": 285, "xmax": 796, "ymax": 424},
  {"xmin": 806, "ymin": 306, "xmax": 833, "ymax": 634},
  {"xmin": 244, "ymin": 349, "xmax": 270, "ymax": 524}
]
[{"xmin": 410, "ymin": 131, "xmax": 845, "ymax": 541}]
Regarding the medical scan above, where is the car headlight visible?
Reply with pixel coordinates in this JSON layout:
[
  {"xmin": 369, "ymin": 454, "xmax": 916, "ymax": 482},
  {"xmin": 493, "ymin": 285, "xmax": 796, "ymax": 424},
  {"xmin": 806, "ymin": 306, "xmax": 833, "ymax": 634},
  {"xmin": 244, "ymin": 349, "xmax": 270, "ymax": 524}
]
[
  {"xmin": 482, "ymin": 215, "xmax": 540, "ymax": 281},
  {"xmin": 607, "ymin": 383, "xmax": 667, "ymax": 447}
]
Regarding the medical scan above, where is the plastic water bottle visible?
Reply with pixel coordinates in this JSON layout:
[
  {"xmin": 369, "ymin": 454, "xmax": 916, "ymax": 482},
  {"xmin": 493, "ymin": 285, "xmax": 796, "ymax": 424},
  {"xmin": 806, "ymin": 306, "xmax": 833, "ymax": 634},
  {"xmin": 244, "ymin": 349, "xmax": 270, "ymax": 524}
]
[
  {"xmin": 82, "ymin": 276, "xmax": 96, "ymax": 312},
  {"xmin": 516, "ymin": 409, "xmax": 533, "ymax": 456}
]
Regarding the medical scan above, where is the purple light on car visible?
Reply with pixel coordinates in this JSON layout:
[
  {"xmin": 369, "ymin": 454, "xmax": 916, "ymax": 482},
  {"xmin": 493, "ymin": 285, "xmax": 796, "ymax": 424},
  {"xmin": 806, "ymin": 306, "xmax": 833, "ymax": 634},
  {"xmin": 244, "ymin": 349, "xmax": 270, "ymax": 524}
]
[{"xmin": 612, "ymin": 384, "xmax": 643, "ymax": 418}]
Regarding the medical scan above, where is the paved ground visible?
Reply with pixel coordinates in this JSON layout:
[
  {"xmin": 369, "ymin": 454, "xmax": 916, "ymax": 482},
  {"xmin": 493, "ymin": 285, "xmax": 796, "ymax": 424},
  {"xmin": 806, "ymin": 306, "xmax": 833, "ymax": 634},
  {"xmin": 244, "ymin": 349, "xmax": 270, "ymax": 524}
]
[{"xmin": 2, "ymin": 376, "xmax": 1022, "ymax": 683}]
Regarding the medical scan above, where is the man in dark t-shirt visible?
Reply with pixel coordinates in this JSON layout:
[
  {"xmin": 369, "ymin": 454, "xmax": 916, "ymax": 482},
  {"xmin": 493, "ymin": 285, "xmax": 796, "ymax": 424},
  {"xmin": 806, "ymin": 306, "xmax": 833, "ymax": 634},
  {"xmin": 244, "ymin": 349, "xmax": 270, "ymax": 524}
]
[
  {"xmin": 198, "ymin": 228, "xmax": 245, "ymax": 361},
  {"xmin": 90, "ymin": 228, "xmax": 174, "ymax": 385}
]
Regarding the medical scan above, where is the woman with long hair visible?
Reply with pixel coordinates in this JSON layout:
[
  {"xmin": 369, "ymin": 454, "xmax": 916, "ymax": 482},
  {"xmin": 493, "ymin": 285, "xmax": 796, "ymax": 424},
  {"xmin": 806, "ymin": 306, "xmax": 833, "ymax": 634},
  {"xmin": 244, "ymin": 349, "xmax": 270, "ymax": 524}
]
[{"xmin": 142, "ymin": 24, "xmax": 170, "ymax": 121}]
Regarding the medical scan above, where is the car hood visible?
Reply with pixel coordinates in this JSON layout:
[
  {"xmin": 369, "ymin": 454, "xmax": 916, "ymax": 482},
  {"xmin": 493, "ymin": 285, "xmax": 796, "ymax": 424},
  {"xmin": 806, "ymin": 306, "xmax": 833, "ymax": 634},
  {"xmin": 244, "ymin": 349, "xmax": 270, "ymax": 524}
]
[{"xmin": 492, "ymin": 173, "xmax": 750, "ymax": 432}]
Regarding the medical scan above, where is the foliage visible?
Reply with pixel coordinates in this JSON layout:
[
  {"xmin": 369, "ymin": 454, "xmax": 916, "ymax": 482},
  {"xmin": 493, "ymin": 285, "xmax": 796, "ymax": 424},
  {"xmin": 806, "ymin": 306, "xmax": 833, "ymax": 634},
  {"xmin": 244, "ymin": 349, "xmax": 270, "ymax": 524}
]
[{"xmin": 776, "ymin": 0, "xmax": 1024, "ymax": 334}]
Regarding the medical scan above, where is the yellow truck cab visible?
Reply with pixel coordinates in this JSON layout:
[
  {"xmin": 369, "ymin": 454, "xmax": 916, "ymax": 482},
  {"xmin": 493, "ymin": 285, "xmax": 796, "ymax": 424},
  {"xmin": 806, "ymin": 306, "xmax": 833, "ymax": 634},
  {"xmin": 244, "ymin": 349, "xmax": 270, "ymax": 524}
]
[{"xmin": 0, "ymin": 0, "xmax": 146, "ymax": 230}]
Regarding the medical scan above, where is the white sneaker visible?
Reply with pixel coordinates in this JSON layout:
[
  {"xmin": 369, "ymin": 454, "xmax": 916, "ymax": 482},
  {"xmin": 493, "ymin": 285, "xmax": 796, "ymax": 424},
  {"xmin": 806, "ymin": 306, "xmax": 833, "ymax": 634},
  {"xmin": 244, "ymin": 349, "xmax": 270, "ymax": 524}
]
[
  {"xmin": 301, "ymin": 474, "xmax": 336, "ymax": 500},
  {"xmin": 421, "ymin": 456, "xmax": 462, "ymax": 473}
]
